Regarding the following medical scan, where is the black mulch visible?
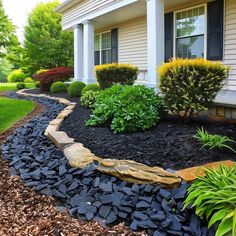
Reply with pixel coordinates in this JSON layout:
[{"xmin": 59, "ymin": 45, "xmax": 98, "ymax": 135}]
[
  {"xmin": 24, "ymin": 89, "xmax": 78, "ymax": 103},
  {"xmin": 60, "ymin": 103, "xmax": 236, "ymax": 170}
]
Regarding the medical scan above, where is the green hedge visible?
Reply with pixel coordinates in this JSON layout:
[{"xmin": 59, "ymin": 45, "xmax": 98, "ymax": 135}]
[
  {"xmin": 95, "ymin": 63, "xmax": 139, "ymax": 89},
  {"xmin": 68, "ymin": 81, "xmax": 86, "ymax": 97},
  {"xmin": 50, "ymin": 81, "xmax": 67, "ymax": 93},
  {"xmin": 82, "ymin": 83, "xmax": 101, "ymax": 95}
]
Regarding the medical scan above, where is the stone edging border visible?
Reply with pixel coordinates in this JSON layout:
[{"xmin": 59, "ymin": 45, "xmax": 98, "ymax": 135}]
[
  {"xmin": 16, "ymin": 90, "xmax": 236, "ymax": 188},
  {"xmin": 16, "ymin": 89, "xmax": 181, "ymax": 188}
]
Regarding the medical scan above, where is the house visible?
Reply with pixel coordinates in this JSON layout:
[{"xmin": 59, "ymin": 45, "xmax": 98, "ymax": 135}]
[{"xmin": 55, "ymin": 0, "xmax": 236, "ymax": 106}]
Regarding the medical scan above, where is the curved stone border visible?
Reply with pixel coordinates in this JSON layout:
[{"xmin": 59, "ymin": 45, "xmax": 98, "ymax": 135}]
[{"xmin": 17, "ymin": 89, "xmax": 181, "ymax": 188}]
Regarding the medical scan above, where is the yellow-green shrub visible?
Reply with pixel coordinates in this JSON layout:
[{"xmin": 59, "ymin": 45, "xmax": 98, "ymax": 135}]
[
  {"xmin": 24, "ymin": 77, "xmax": 34, "ymax": 83},
  {"xmin": 7, "ymin": 69, "xmax": 28, "ymax": 83},
  {"xmin": 95, "ymin": 63, "xmax": 138, "ymax": 89},
  {"xmin": 158, "ymin": 59, "xmax": 229, "ymax": 121}
]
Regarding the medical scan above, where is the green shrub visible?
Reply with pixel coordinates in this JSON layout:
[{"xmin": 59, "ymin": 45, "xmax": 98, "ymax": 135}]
[
  {"xmin": 159, "ymin": 59, "xmax": 229, "ymax": 121},
  {"xmin": 86, "ymin": 85, "xmax": 163, "ymax": 133},
  {"xmin": 68, "ymin": 81, "xmax": 86, "ymax": 97},
  {"xmin": 80, "ymin": 91, "xmax": 100, "ymax": 108},
  {"xmin": 16, "ymin": 82, "xmax": 26, "ymax": 90},
  {"xmin": 7, "ymin": 69, "xmax": 28, "ymax": 83},
  {"xmin": 95, "ymin": 63, "xmax": 139, "ymax": 89},
  {"xmin": 82, "ymin": 83, "xmax": 101, "ymax": 95},
  {"xmin": 184, "ymin": 165, "xmax": 236, "ymax": 236},
  {"xmin": 24, "ymin": 77, "xmax": 34, "ymax": 83},
  {"xmin": 35, "ymin": 81, "xmax": 40, "ymax": 88},
  {"xmin": 50, "ymin": 81, "xmax": 67, "ymax": 93},
  {"xmin": 194, "ymin": 128, "xmax": 236, "ymax": 153}
]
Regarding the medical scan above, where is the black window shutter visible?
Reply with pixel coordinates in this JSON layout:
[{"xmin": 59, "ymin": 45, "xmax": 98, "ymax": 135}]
[
  {"xmin": 207, "ymin": 0, "xmax": 224, "ymax": 61},
  {"xmin": 165, "ymin": 12, "xmax": 173, "ymax": 62},
  {"xmin": 111, "ymin": 28, "xmax": 118, "ymax": 63}
]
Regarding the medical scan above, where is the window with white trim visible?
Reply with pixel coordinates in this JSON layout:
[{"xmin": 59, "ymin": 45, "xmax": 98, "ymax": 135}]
[
  {"xmin": 175, "ymin": 5, "xmax": 206, "ymax": 59},
  {"xmin": 94, "ymin": 31, "xmax": 112, "ymax": 65}
]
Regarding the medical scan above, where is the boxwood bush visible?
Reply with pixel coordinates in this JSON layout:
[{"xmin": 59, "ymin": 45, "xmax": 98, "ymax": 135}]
[
  {"xmin": 68, "ymin": 81, "xmax": 86, "ymax": 97},
  {"xmin": 86, "ymin": 85, "xmax": 163, "ymax": 133},
  {"xmin": 24, "ymin": 77, "xmax": 34, "ymax": 83},
  {"xmin": 81, "ymin": 83, "xmax": 101, "ymax": 95},
  {"xmin": 16, "ymin": 82, "xmax": 26, "ymax": 90},
  {"xmin": 95, "ymin": 63, "xmax": 139, "ymax": 89},
  {"xmin": 184, "ymin": 165, "xmax": 236, "ymax": 236},
  {"xmin": 159, "ymin": 59, "xmax": 229, "ymax": 121},
  {"xmin": 80, "ymin": 90, "xmax": 100, "ymax": 108},
  {"xmin": 50, "ymin": 81, "xmax": 67, "ymax": 93}
]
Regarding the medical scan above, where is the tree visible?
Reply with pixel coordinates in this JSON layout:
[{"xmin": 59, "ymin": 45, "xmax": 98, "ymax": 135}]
[
  {"xmin": 0, "ymin": 0, "xmax": 19, "ymax": 58},
  {"xmin": 0, "ymin": 58, "xmax": 12, "ymax": 82},
  {"xmin": 24, "ymin": 0, "xmax": 74, "ymax": 74}
]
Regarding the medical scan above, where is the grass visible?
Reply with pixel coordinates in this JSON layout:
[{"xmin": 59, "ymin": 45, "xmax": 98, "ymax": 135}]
[
  {"xmin": 0, "ymin": 97, "xmax": 36, "ymax": 133},
  {"xmin": 0, "ymin": 83, "xmax": 36, "ymax": 92}
]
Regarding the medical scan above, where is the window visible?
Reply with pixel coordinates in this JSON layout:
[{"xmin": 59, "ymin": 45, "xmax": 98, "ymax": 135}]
[
  {"xmin": 175, "ymin": 5, "xmax": 206, "ymax": 59},
  {"xmin": 94, "ymin": 31, "xmax": 112, "ymax": 65}
]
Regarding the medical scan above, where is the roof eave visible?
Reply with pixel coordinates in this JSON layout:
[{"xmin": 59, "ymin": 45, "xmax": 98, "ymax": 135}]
[{"xmin": 55, "ymin": 0, "xmax": 83, "ymax": 13}]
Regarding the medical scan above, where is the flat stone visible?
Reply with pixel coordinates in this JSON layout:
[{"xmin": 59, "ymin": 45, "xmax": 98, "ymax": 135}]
[
  {"xmin": 98, "ymin": 205, "xmax": 112, "ymax": 219},
  {"xmin": 159, "ymin": 189, "xmax": 171, "ymax": 200},
  {"xmin": 136, "ymin": 201, "xmax": 150, "ymax": 209},
  {"xmin": 106, "ymin": 211, "xmax": 117, "ymax": 224},
  {"xmin": 48, "ymin": 131, "xmax": 74, "ymax": 150},
  {"xmin": 98, "ymin": 159, "xmax": 181, "ymax": 188},
  {"xmin": 177, "ymin": 160, "xmax": 236, "ymax": 182},
  {"xmin": 64, "ymin": 143, "xmax": 101, "ymax": 169}
]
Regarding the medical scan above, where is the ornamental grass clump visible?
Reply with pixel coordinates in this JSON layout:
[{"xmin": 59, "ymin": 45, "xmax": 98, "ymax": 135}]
[
  {"xmin": 86, "ymin": 85, "xmax": 163, "ymax": 133},
  {"xmin": 194, "ymin": 127, "xmax": 236, "ymax": 153},
  {"xmin": 184, "ymin": 165, "xmax": 236, "ymax": 236},
  {"xmin": 159, "ymin": 59, "xmax": 229, "ymax": 121},
  {"xmin": 95, "ymin": 63, "xmax": 139, "ymax": 89}
]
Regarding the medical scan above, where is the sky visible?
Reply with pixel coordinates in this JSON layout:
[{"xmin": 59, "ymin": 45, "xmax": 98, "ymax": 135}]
[{"xmin": 2, "ymin": 0, "xmax": 64, "ymax": 43}]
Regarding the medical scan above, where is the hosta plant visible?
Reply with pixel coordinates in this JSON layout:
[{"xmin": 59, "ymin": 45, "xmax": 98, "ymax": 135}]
[
  {"xmin": 193, "ymin": 127, "xmax": 236, "ymax": 153},
  {"xmin": 184, "ymin": 165, "xmax": 236, "ymax": 236},
  {"xmin": 86, "ymin": 85, "xmax": 163, "ymax": 133}
]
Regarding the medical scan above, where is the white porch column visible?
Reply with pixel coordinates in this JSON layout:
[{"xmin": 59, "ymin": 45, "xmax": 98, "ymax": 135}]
[
  {"xmin": 74, "ymin": 24, "xmax": 84, "ymax": 81},
  {"xmin": 83, "ymin": 20, "xmax": 95, "ymax": 84},
  {"xmin": 146, "ymin": 0, "xmax": 164, "ymax": 90}
]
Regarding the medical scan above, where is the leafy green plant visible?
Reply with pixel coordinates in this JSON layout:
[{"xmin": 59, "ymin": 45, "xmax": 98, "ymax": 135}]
[
  {"xmin": 80, "ymin": 90, "xmax": 100, "ymax": 108},
  {"xmin": 50, "ymin": 81, "xmax": 67, "ymax": 93},
  {"xmin": 194, "ymin": 128, "xmax": 236, "ymax": 153},
  {"xmin": 86, "ymin": 85, "xmax": 163, "ymax": 133},
  {"xmin": 159, "ymin": 59, "xmax": 229, "ymax": 121},
  {"xmin": 95, "ymin": 63, "xmax": 139, "ymax": 89},
  {"xmin": 68, "ymin": 81, "xmax": 86, "ymax": 97},
  {"xmin": 81, "ymin": 83, "xmax": 101, "ymax": 95},
  {"xmin": 16, "ymin": 82, "xmax": 26, "ymax": 90},
  {"xmin": 184, "ymin": 165, "xmax": 236, "ymax": 236}
]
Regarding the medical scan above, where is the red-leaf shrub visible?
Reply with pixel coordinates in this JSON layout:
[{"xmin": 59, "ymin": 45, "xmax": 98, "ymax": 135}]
[{"xmin": 33, "ymin": 67, "xmax": 74, "ymax": 91}]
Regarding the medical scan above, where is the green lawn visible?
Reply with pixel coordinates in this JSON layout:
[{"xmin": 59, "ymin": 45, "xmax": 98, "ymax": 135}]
[
  {"xmin": 0, "ymin": 83, "xmax": 36, "ymax": 92},
  {"xmin": 0, "ymin": 97, "xmax": 36, "ymax": 133}
]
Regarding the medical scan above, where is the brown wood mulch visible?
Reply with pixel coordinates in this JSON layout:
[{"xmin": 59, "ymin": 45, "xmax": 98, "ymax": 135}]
[{"xmin": 0, "ymin": 97, "xmax": 146, "ymax": 236}]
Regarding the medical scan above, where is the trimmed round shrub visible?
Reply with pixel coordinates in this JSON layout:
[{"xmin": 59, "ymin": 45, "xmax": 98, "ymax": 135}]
[
  {"xmin": 81, "ymin": 83, "xmax": 101, "ymax": 95},
  {"xmin": 68, "ymin": 81, "xmax": 86, "ymax": 97},
  {"xmin": 50, "ymin": 81, "xmax": 67, "ymax": 93},
  {"xmin": 7, "ymin": 69, "xmax": 28, "ymax": 83},
  {"xmin": 80, "ymin": 90, "xmax": 100, "ymax": 108},
  {"xmin": 159, "ymin": 59, "xmax": 229, "ymax": 121},
  {"xmin": 86, "ymin": 85, "xmax": 163, "ymax": 133},
  {"xmin": 24, "ymin": 77, "xmax": 34, "ymax": 83},
  {"xmin": 95, "ymin": 63, "xmax": 139, "ymax": 89},
  {"xmin": 16, "ymin": 82, "xmax": 26, "ymax": 90}
]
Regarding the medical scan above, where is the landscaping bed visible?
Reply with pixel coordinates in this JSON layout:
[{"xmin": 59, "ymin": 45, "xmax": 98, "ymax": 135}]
[
  {"xmin": 1, "ymin": 94, "xmax": 213, "ymax": 236},
  {"xmin": 60, "ymin": 102, "xmax": 236, "ymax": 170}
]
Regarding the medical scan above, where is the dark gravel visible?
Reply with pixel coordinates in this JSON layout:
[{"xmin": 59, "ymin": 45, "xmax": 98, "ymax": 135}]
[
  {"xmin": 1, "ymin": 94, "xmax": 214, "ymax": 236},
  {"xmin": 60, "ymin": 103, "xmax": 236, "ymax": 170}
]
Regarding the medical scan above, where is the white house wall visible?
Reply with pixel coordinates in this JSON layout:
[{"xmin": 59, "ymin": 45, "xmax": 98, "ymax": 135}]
[{"xmin": 224, "ymin": 0, "xmax": 236, "ymax": 90}]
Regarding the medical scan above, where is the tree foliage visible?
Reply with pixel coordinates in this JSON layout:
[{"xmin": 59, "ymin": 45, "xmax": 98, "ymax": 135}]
[
  {"xmin": 0, "ymin": 0, "xmax": 19, "ymax": 58},
  {"xmin": 24, "ymin": 0, "xmax": 74, "ymax": 74}
]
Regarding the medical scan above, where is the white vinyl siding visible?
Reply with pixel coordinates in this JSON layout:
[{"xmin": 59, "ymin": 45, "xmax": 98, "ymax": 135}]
[
  {"xmin": 118, "ymin": 17, "xmax": 147, "ymax": 71},
  {"xmin": 224, "ymin": 0, "xmax": 236, "ymax": 90},
  {"xmin": 62, "ymin": 0, "xmax": 117, "ymax": 28}
]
